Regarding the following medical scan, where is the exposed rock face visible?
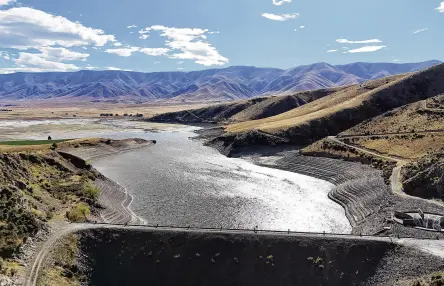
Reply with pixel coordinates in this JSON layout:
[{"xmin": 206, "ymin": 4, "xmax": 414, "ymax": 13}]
[
  {"xmin": 402, "ymin": 151, "xmax": 444, "ymax": 199},
  {"xmin": 206, "ymin": 130, "xmax": 290, "ymax": 156}
]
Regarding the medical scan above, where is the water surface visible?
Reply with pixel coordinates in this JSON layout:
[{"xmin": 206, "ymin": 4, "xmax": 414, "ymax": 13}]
[
  {"xmin": 92, "ymin": 128, "xmax": 351, "ymax": 233},
  {"xmin": 0, "ymin": 119, "xmax": 351, "ymax": 233}
]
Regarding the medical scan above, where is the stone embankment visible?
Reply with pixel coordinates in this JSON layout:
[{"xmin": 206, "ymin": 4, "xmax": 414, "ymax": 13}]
[
  {"xmin": 94, "ymin": 177, "xmax": 145, "ymax": 225},
  {"xmin": 62, "ymin": 138, "xmax": 154, "ymax": 225},
  {"xmin": 251, "ymin": 151, "xmax": 444, "ymax": 237},
  {"xmin": 71, "ymin": 227, "xmax": 444, "ymax": 286}
]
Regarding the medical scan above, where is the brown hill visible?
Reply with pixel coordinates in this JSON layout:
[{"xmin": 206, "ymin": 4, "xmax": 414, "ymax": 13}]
[
  {"xmin": 226, "ymin": 64, "xmax": 444, "ymax": 144},
  {"xmin": 149, "ymin": 87, "xmax": 341, "ymax": 123},
  {"xmin": 341, "ymin": 94, "xmax": 444, "ymax": 135}
]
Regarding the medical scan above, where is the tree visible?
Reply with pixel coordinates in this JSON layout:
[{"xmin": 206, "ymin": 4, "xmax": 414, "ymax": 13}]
[{"xmin": 48, "ymin": 136, "xmax": 52, "ymax": 140}]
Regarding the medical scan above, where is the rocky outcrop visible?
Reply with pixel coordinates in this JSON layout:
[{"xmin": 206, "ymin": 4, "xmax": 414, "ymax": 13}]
[
  {"xmin": 402, "ymin": 151, "xmax": 444, "ymax": 199},
  {"xmin": 205, "ymin": 130, "xmax": 290, "ymax": 156}
]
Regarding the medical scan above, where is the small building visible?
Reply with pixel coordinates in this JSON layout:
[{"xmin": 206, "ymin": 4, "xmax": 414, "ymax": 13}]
[{"xmin": 393, "ymin": 211, "xmax": 416, "ymax": 226}]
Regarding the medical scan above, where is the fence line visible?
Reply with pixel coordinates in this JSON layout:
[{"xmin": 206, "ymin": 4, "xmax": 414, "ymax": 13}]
[{"xmin": 73, "ymin": 222, "xmax": 443, "ymax": 241}]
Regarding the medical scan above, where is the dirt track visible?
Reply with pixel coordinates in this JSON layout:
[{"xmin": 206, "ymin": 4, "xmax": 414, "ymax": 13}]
[{"xmin": 327, "ymin": 135, "xmax": 444, "ymax": 208}]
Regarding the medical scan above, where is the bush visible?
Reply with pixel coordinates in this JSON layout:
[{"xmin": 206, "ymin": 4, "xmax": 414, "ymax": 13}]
[
  {"xmin": 51, "ymin": 142, "xmax": 58, "ymax": 150},
  {"xmin": 83, "ymin": 182, "xmax": 100, "ymax": 200},
  {"xmin": 66, "ymin": 203, "xmax": 90, "ymax": 222}
]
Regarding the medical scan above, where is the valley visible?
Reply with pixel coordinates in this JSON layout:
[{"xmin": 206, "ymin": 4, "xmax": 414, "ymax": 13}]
[{"xmin": 1, "ymin": 61, "xmax": 444, "ymax": 286}]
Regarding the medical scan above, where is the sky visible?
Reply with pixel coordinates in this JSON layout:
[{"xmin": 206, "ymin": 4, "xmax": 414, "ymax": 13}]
[{"xmin": 0, "ymin": 0, "xmax": 443, "ymax": 74}]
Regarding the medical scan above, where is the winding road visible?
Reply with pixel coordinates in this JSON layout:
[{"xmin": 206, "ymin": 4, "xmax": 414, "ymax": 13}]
[{"xmin": 327, "ymin": 134, "xmax": 444, "ymax": 208}]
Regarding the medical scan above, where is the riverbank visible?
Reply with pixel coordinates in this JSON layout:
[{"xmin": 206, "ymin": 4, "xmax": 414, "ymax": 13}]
[{"xmin": 0, "ymin": 138, "xmax": 154, "ymax": 285}]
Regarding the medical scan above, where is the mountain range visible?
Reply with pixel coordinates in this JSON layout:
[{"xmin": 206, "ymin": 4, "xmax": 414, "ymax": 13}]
[{"xmin": 0, "ymin": 60, "xmax": 440, "ymax": 103}]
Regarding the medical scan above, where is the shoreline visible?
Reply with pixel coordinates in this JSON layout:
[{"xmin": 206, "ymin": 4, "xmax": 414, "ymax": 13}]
[
  {"xmin": 193, "ymin": 126, "xmax": 444, "ymax": 238},
  {"xmin": 62, "ymin": 139, "xmax": 155, "ymax": 225}
]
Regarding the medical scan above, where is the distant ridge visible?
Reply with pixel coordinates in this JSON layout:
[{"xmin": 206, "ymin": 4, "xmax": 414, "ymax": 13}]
[{"xmin": 0, "ymin": 60, "xmax": 440, "ymax": 103}]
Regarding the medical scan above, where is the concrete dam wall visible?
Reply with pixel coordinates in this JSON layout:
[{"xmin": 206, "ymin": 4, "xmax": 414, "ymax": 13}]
[{"xmin": 72, "ymin": 228, "xmax": 436, "ymax": 286}]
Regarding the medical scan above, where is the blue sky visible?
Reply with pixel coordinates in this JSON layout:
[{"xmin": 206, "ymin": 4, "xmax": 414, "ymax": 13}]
[{"xmin": 0, "ymin": 0, "xmax": 443, "ymax": 73}]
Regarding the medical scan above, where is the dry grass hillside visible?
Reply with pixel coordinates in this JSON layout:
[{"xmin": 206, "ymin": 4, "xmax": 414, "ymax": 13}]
[
  {"xmin": 148, "ymin": 87, "xmax": 343, "ymax": 123},
  {"xmin": 342, "ymin": 94, "xmax": 444, "ymax": 135},
  {"xmin": 226, "ymin": 64, "xmax": 444, "ymax": 144},
  {"xmin": 302, "ymin": 92, "xmax": 444, "ymax": 200}
]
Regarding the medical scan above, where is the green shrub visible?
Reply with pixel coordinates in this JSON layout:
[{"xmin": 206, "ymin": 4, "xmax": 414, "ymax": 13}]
[
  {"xmin": 66, "ymin": 203, "xmax": 90, "ymax": 222},
  {"xmin": 82, "ymin": 182, "xmax": 99, "ymax": 200}
]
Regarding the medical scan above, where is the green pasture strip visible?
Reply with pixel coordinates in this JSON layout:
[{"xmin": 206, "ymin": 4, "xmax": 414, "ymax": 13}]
[{"xmin": 0, "ymin": 139, "xmax": 69, "ymax": 146}]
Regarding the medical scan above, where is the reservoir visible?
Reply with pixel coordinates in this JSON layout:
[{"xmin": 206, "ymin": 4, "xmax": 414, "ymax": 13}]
[
  {"xmin": 0, "ymin": 119, "xmax": 351, "ymax": 233},
  {"xmin": 91, "ymin": 127, "xmax": 352, "ymax": 233}
]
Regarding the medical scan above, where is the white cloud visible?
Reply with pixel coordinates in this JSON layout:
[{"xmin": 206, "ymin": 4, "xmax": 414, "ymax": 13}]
[
  {"xmin": 37, "ymin": 47, "xmax": 90, "ymax": 61},
  {"xmin": 106, "ymin": 66, "xmax": 132, "ymax": 71},
  {"xmin": 139, "ymin": 34, "xmax": 149, "ymax": 40},
  {"xmin": 336, "ymin": 38, "xmax": 382, "ymax": 44},
  {"xmin": 15, "ymin": 52, "xmax": 79, "ymax": 71},
  {"xmin": 208, "ymin": 31, "xmax": 220, "ymax": 35},
  {"xmin": 177, "ymin": 61, "xmax": 184, "ymax": 64},
  {"xmin": 326, "ymin": 50, "xmax": 337, "ymax": 53},
  {"xmin": 81, "ymin": 47, "xmax": 88, "ymax": 50},
  {"xmin": 0, "ymin": 0, "xmax": 15, "ymax": 6},
  {"xmin": 261, "ymin": 13, "xmax": 299, "ymax": 21},
  {"xmin": 127, "ymin": 25, "xmax": 138, "ymax": 28},
  {"xmin": 138, "ymin": 29, "xmax": 150, "ymax": 34},
  {"xmin": 0, "ymin": 67, "xmax": 57, "ymax": 74},
  {"xmin": 0, "ymin": 51, "xmax": 11, "ymax": 60},
  {"xmin": 345, "ymin": 45, "xmax": 386, "ymax": 53},
  {"xmin": 105, "ymin": 47, "xmax": 139, "ymax": 57},
  {"xmin": 300, "ymin": 25, "xmax": 305, "ymax": 29},
  {"xmin": 92, "ymin": 47, "xmax": 99, "ymax": 50},
  {"xmin": 342, "ymin": 47, "xmax": 349, "ymax": 50},
  {"xmin": 392, "ymin": 59, "xmax": 399, "ymax": 62},
  {"xmin": 140, "ymin": 48, "xmax": 170, "ymax": 56},
  {"xmin": 84, "ymin": 64, "xmax": 99, "ymax": 70},
  {"xmin": 154, "ymin": 61, "xmax": 160, "ymax": 64},
  {"xmin": 177, "ymin": 68, "xmax": 184, "ymax": 70},
  {"xmin": 143, "ymin": 25, "xmax": 228, "ymax": 66},
  {"xmin": 113, "ymin": 42, "xmax": 123, "ymax": 47},
  {"xmin": 0, "ymin": 47, "xmax": 88, "ymax": 73},
  {"xmin": 436, "ymin": 2, "xmax": 444, "ymax": 12},
  {"xmin": 0, "ymin": 7, "xmax": 116, "ymax": 49},
  {"xmin": 413, "ymin": 28, "xmax": 428, "ymax": 34},
  {"xmin": 272, "ymin": 0, "xmax": 291, "ymax": 6}
]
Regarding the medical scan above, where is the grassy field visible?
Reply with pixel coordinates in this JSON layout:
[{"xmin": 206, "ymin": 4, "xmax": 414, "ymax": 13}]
[
  {"xmin": 0, "ymin": 139, "xmax": 68, "ymax": 146},
  {"xmin": 0, "ymin": 138, "xmax": 105, "ymax": 152},
  {"xmin": 0, "ymin": 102, "xmax": 209, "ymax": 120}
]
